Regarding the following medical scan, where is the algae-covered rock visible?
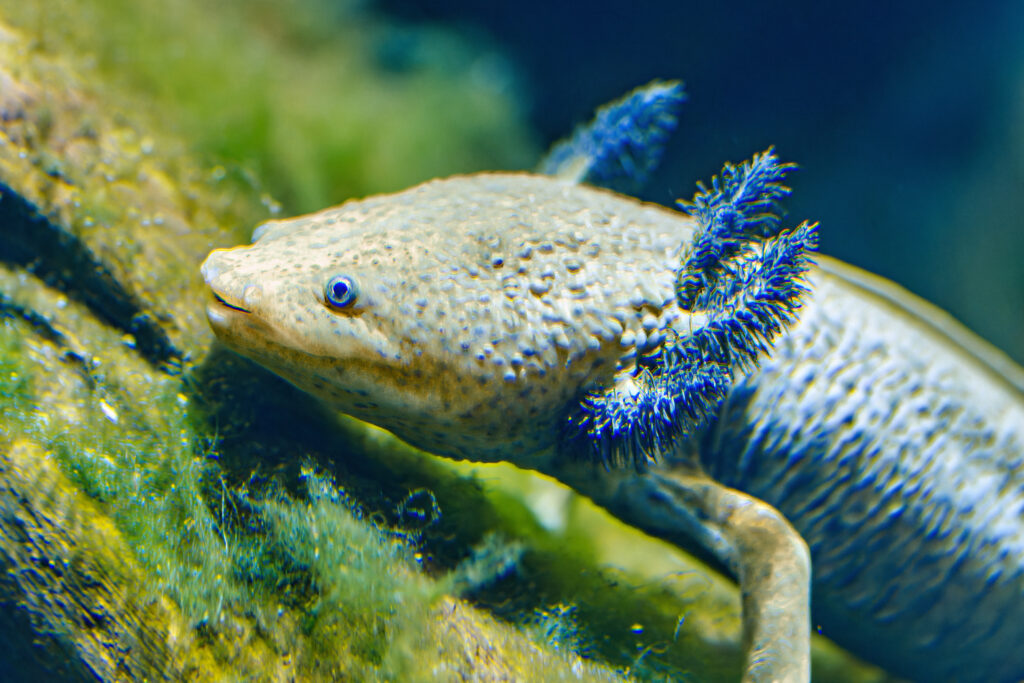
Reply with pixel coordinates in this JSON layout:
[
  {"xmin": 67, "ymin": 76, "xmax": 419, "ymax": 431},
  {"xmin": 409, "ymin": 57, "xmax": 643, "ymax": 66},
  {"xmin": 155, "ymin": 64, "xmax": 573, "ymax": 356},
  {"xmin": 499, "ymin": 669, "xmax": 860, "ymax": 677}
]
[
  {"xmin": 0, "ymin": 5, "xmax": 889, "ymax": 682},
  {"xmin": 0, "ymin": 0, "xmax": 538, "ymax": 215}
]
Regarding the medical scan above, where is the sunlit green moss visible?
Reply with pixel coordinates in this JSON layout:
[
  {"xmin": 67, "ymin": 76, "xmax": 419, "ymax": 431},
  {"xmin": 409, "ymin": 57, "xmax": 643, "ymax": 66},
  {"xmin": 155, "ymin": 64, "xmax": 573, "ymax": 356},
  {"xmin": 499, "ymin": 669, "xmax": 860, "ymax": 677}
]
[
  {"xmin": 5, "ymin": 361, "xmax": 391, "ymax": 675},
  {"xmin": 0, "ymin": 0, "xmax": 538, "ymax": 217},
  {"xmin": 0, "ymin": 327, "xmax": 237, "ymax": 621},
  {"xmin": 0, "ymin": 332, "xmax": 30, "ymax": 412},
  {"xmin": 0, "ymin": 315, "xmax": 630, "ymax": 680},
  {"xmin": 252, "ymin": 471, "xmax": 434, "ymax": 676}
]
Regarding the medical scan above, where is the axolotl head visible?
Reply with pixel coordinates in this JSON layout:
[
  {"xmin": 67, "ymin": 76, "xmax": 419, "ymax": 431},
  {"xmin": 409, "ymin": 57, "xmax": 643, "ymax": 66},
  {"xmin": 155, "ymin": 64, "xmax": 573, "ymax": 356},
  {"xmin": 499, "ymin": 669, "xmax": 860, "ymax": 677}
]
[{"xmin": 201, "ymin": 173, "xmax": 693, "ymax": 466}]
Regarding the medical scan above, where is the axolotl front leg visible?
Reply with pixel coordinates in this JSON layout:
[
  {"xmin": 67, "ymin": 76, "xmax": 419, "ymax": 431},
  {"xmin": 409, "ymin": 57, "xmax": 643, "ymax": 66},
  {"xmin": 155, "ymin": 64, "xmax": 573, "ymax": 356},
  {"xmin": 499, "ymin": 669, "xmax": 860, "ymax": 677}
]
[{"xmin": 556, "ymin": 459, "xmax": 812, "ymax": 682}]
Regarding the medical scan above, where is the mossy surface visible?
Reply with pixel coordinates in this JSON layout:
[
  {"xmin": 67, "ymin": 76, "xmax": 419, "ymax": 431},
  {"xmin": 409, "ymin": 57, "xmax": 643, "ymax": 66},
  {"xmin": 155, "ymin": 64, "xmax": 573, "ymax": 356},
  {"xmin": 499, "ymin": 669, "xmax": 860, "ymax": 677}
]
[
  {"xmin": 0, "ymin": 0, "xmax": 537, "ymax": 216},
  {"xmin": 0, "ymin": 293, "xmax": 628, "ymax": 681}
]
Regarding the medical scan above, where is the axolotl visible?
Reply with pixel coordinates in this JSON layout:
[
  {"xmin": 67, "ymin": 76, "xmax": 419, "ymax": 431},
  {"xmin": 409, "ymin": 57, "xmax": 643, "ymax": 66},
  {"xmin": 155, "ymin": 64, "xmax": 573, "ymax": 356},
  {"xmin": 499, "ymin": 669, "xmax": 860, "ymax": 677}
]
[{"xmin": 201, "ymin": 172, "xmax": 1024, "ymax": 682}]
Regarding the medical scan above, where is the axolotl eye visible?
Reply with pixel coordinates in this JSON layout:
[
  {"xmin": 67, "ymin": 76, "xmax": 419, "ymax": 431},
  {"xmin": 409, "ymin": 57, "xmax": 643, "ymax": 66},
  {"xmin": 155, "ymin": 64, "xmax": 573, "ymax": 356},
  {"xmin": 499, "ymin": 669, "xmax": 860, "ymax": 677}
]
[{"xmin": 324, "ymin": 275, "xmax": 359, "ymax": 309}]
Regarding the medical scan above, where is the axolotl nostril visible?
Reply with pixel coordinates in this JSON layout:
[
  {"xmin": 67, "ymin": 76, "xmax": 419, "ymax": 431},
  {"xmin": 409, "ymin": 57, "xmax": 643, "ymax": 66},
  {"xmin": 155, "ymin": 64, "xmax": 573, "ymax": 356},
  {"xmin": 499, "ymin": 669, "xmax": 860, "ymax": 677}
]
[{"xmin": 202, "ymin": 170, "xmax": 1024, "ymax": 683}]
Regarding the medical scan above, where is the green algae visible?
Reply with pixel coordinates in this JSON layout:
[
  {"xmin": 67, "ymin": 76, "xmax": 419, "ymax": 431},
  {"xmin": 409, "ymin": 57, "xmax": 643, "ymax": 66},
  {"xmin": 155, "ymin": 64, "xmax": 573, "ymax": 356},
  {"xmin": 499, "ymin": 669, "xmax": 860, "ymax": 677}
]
[
  {"xmin": 0, "ymin": 312, "xmax": 630, "ymax": 680},
  {"xmin": 0, "ymin": 0, "xmax": 537, "ymax": 217},
  {"xmin": 0, "ymin": 19, "xmax": 273, "ymax": 357}
]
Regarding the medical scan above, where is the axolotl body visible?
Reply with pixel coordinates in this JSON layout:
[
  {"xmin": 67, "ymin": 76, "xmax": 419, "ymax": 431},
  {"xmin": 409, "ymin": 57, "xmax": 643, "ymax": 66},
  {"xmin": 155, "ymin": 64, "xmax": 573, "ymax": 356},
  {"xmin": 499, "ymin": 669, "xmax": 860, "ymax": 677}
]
[{"xmin": 201, "ymin": 172, "xmax": 1024, "ymax": 683}]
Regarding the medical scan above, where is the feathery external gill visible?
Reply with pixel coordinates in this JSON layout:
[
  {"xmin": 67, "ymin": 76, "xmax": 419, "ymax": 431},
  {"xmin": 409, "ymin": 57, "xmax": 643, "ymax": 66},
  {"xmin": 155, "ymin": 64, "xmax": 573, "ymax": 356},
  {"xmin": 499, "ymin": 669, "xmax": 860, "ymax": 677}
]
[
  {"xmin": 675, "ymin": 148, "xmax": 798, "ymax": 311},
  {"xmin": 569, "ymin": 151, "xmax": 819, "ymax": 469},
  {"xmin": 537, "ymin": 80, "xmax": 686, "ymax": 194}
]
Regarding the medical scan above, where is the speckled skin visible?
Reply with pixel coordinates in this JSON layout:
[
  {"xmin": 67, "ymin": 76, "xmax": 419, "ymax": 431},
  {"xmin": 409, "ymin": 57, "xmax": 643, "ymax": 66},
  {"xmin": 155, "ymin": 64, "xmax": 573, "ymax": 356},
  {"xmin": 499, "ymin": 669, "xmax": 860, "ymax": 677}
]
[
  {"xmin": 202, "ymin": 173, "xmax": 686, "ymax": 463},
  {"xmin": 699, "ymin": 261, "xmax": 1024, "ymax": 682},
  {"xmin": 202, "ymin": 172, "xmax": 1024, "ymax": 682}
]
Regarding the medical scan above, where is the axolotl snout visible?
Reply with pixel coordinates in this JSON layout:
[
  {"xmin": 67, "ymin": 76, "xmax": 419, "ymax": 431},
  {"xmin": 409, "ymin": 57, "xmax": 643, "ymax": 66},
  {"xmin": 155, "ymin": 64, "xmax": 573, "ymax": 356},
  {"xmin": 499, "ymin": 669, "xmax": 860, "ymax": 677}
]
[{"xmin": 202, "ymin": 171, "xmax": 1024, "ymax": 683}]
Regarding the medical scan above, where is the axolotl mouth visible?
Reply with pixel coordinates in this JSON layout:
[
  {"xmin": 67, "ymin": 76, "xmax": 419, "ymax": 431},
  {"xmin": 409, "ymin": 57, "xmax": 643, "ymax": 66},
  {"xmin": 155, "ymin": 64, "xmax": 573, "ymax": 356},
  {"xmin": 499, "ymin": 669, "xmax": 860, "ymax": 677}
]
[
  {"xmin": 210, "ymin": 290, "xmax": 249, "ymax": 313},
  {"xmin": 199, "ymin": 248, "xmax": 326, "ymax": 388},
  {"xmin": 205, "ymin": 289, "xmax": 251, "ymax": 330},
  {"xmin": 200, "ymin": 248, "xmax": 265, "ymax": 333}
]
